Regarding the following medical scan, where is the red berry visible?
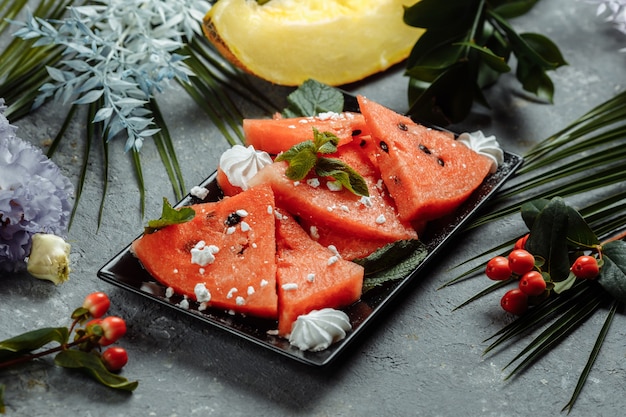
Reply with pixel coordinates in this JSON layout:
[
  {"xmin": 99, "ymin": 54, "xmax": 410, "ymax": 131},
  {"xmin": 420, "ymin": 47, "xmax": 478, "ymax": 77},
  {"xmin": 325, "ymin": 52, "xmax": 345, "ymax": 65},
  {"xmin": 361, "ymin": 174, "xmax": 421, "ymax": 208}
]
[
  {"xmin": 82, "ymin": 292, "xmax": 111, "ymax": 318},
  {"xmin": 500, "ymin": 288, "xmax": 528, "ymax": 315},
  {"xmin": 508, "ymin": 249, "xmax": 535, "ymax": 275},
  {"xmin": 99, "ymin": 316, "xmax": 127, "ymax": 346},
  {"xmin": 514, "ymin": 234, "xmax": 529, "ymax": 250},
  {"xmin": 571, "ymin": 255, "xmax": 600, "ymax": 279},
  {"xmin": 102, "ymin": 347, "xmax": 128, "ymax": 372},
  {"xmin": 485, "ymin": 256, "xmax": 512, "ymax": 281},
  {"xmin": 519, "ymin": 271, "xmax": 546, "ymax": 296}
]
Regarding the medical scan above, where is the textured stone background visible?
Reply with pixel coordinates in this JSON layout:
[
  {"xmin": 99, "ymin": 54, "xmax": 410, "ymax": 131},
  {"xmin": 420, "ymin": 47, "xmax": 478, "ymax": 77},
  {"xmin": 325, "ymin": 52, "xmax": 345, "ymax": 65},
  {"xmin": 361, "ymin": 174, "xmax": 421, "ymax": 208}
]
[{"xmin": 1, "ymin": 0, "xmax": 625, "ymax": 416}]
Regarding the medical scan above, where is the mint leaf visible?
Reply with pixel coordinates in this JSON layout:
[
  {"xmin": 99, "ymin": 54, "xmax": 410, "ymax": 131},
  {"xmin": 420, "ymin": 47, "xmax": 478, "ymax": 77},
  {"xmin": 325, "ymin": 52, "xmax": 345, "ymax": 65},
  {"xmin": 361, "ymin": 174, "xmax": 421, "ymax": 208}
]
[
  {"xmin": 276, "ymin": 140, "xmax": 316, "ymax": 161},
  {"xmin": 315, "ymin": 157, "xmax": 369, "ymax": 197},
  {"xmin": 275, "ymin": 129, "xmax": 369, "ymax": 197},
  {"xmin": 280, "ymin": 148, "xmax": 318, "ymax": 181},
  {"xmin": 275, "ymin": 140, "xmax": 317, "ymax": 180},
  {"xmin": 313, "ymin": 128, "xmax": 340, "ymax": 154},
  {"xmin": 282, "ymin": 79, "xmax": 344, "ymax": 118},
  {"xmin": 358, "ymin": 240, "xmax": 428, "ymax": 292},
  {"xmin": 145, "ymin": 197, "xmax": 195, "ymax": 234}
]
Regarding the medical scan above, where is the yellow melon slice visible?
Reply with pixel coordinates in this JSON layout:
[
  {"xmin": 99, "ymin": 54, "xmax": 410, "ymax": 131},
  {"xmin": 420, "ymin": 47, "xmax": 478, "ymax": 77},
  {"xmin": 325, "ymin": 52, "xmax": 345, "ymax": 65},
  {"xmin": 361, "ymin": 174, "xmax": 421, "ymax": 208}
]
[{"xmin": 203, "ymin": 0, "xmax": 424, "ymax": 86}]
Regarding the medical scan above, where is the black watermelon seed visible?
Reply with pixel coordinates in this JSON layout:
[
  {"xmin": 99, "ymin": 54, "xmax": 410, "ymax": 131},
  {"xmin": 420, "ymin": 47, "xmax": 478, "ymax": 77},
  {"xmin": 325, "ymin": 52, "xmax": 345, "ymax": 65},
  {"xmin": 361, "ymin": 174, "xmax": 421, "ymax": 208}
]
[
  {"xmin": 418, "ymin": 144, "xmax": 431, "ymax": 154},
  {"xmin": 225, "ymin": 212, "xmax": 242, "ymax": 226},
  {"xmin": 352, "ymin": 129, "xmax": 362, "ymax": 136},
  {"xmin": 359, "ymin": 139, "xmax": 367, "ymax": 147},
  {"xmin": 398, "ymin": 122, "xmax": 408, "ymax": 131},
  {"xmin": 437, "ymin": 158, "xmax": 445, "ymax": 167},
  {"xmin": 380, "ymin": 141, "xmax": 389, "ymax": 153}
]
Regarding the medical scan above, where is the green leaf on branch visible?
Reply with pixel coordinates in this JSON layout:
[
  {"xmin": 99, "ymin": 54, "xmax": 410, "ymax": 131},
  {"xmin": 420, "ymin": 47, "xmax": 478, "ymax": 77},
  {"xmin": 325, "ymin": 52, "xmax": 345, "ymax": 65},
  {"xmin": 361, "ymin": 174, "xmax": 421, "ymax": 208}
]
[
  {"xmin": 520, "ymin": 198, "xmax": 549, "ymax": 228},
  {"xmin": 524, "ymin": 197, "xmax": 571, "ymax": 282},
  {"xmin": 597, "ymin": 240, "xmax": 626, "ymax": 303},
  {"xmin": 54, "ymin": 350, "xmax": 138, "ymax": 392},
  {"xmin": 404, "ymin": 0, "xmax": 566, "ymax": 125},
  {"xmin": 454, "ymin": 41, "xmax": 511, "ymax": 73},
  {"xmin": 0, "ymin": 327, "xmax": 69, "ymax": 362},
  {"xmin": 564, "ymin": 206, "xmax": 600, "ymax": 249},
  {"xmin": 492, "ymin": 0, "xmax": 541, "ymax": 18},
  {"xmin": 144, "ymin": 197, "xmax": 195, "ymax": 234},
  {"xmin": 552, "ymin": 271, "xmax": 577, "ymax": 294}
]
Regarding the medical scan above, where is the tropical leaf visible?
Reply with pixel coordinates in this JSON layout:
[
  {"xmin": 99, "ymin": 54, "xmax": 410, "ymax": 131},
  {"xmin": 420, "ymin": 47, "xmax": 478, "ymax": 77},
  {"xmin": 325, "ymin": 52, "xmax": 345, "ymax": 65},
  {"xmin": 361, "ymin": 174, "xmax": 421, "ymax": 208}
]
[
  {"xmin": 465, "ymin": 90, "xmax": 626, "ymax": 232},
  {"xmin": 403, "ymin": 0, "xmax": 566, "ymax": 125},
  {"xmin": 54, "ymin": 350, "xmax": 138, "ymax": 391},
  {"xmin": 447, "ymin": 89, "xmax": 626, "ymax": 411},
  {"xmin": 561, "ymin": 300, "xmax": 619, "ymax": 413}
]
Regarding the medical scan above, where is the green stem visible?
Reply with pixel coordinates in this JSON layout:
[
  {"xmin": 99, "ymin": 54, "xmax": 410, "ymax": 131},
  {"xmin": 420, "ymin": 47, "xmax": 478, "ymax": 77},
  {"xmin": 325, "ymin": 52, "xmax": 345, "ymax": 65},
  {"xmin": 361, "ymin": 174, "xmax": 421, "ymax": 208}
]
[
  {"xmin": 0, "ymin": 334, "xmax": 94, "ymax": 370},
  {"xmin": 465, "ymin": 0, "xmax": 487, "ymax": 59}
]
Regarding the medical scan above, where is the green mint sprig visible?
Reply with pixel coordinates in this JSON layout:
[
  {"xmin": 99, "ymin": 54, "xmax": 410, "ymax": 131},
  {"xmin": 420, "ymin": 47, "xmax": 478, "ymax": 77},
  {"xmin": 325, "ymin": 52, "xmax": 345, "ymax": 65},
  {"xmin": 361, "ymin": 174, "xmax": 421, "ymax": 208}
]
[
  {"xmin": 275, "ymin": 128, "xmax": 369, "ymax": 197},
  {"xmin": 145, "ymin": 197, "xmax": 196, "ymax": 234},
  {"xmin": 281, "ymin": 79, "xmax": 344, "ymax": 118}
]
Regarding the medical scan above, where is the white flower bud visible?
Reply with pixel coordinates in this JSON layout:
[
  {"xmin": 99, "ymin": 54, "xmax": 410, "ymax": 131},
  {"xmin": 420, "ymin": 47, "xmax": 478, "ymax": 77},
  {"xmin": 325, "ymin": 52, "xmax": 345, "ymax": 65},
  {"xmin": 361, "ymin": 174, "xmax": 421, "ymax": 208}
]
[{"xmin": 26, "ymin": 233, "xmax": 71, "ymax": 285}]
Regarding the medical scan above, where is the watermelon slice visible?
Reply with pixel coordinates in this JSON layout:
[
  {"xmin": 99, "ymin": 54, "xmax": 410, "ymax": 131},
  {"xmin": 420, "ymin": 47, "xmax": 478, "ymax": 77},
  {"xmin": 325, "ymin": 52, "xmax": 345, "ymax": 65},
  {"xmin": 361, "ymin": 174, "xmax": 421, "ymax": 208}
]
[
  {"xmin": 248, "ymin": 142, "xmax": 418, "ymax": 242},
  {"xmin": 298, "ymin": 217, "xmax": 398, "ymax": 260},
  {"xmin": 357, "ymin": 95, "xmax": 494, "ymax": 222},
  {"xmin": 275, "ymin": 213, "xmax": 364, "ymax": 336},
  {"xmin": 243, "ymin": 111, "xmax": 367, "ymax": 155},
  {"xmin": 131, "ymin": 184, "xmax": 279, "ymax": 319}
]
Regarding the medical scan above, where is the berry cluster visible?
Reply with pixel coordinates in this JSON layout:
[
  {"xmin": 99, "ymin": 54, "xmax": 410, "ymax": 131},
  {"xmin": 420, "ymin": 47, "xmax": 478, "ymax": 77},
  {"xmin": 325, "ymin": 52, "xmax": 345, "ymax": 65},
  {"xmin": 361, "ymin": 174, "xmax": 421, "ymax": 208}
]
[
  {"xmin": 0, "ymin": 292, "xmax": 130, "ymax": 376},
  {"xmin": 485, "ymin": 235, "xmax": 601, "ymax": 315},
  {"xmin": 75, "ymin": 292, "xmax": 129, "ymax": 372}
]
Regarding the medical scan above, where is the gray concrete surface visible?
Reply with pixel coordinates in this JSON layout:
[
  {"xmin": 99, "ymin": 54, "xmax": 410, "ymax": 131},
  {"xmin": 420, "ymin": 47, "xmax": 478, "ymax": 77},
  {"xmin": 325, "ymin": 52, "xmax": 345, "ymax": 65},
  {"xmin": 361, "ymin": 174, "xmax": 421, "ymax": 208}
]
[{"xmin": 1, "ymin": 0, "xmax": 625, "ymax": 416}]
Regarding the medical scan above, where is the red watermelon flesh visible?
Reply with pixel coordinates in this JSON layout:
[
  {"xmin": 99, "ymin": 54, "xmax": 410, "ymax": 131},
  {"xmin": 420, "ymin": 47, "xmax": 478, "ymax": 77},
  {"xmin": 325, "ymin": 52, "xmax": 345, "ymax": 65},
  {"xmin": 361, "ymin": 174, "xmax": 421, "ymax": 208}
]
[
  {"xmin": 243, "ymin": 111, "xmax": 368, "ymax": 155},
  {"xmin": 248, "ymin": 142, "xmax": 418, "ymax": 242},
  {"xmin": 275, "ymin": 213, "xmax": 364, "ymax": 336},
  {"xmin": 131, "ymin": 184, "xmax": 278, "ymax": 319},
  {"xmin": 298, "ymin": 217, "xmax": 397, "ymax": 260},
  {"xmin": 357, "ymin": 95, "xmax": 493, "ymax": 223}
]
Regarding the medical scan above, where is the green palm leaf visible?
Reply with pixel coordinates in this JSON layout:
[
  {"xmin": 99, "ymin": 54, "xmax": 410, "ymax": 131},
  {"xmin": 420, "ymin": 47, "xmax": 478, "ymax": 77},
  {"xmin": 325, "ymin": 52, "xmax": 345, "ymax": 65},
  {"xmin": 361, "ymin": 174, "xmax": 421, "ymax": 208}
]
[
  {"xmin": 561, "ymin": 300, "xmax": 619, "ymax": 413},
  {"xmin": 149, "ymin": 98, "xmax": 186, "ymax": 200},
  {"xmin": 501, "ymin": 287, "xmax": 605, "ymax": 378},
  {"xmin": 448, "ymin": 89, "xmax": 626, "ymax": 410},
  {"xmin": 469, "ymin": 90, "xmax": 626, "ymax": 230}
]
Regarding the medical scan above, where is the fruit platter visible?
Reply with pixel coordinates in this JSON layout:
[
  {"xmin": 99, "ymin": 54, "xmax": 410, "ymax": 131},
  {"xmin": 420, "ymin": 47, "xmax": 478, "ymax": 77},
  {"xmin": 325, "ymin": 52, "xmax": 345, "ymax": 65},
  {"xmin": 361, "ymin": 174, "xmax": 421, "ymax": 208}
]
[{"xmin": 98, "ymin": 92, "xmax": 522, "ymax": 366}]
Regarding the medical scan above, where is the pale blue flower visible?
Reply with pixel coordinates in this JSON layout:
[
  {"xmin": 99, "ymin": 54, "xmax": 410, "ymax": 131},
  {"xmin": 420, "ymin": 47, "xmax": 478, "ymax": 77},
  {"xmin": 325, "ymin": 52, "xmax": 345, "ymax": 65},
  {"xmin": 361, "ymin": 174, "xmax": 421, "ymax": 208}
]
[{"xmin": 0, "ymin": 99, "xmax": 74, "ymax": 274}]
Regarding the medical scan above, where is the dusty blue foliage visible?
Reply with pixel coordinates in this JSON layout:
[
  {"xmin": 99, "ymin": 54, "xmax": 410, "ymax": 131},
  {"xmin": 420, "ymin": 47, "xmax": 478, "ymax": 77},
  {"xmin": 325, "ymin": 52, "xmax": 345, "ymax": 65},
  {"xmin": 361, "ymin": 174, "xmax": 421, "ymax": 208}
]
[{"xmin": 11, "ymin": 0, "xmax": 211, "ymax": 151}]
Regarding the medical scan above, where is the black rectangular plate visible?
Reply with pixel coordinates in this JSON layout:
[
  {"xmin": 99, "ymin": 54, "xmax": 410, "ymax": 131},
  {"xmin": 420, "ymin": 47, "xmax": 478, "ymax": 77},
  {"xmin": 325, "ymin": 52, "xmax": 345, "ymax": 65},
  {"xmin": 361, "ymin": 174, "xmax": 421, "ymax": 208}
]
[{"xmin": 98, "ymin": 99, "xmax": 523, "ymax": 367}]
